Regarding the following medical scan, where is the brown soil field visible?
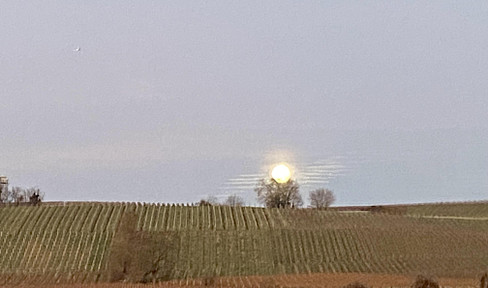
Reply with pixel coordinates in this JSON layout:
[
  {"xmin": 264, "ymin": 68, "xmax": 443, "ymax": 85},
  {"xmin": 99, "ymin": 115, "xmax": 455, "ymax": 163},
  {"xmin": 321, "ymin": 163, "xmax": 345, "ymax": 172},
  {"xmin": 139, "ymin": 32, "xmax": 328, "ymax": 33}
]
[{"xmin": 2, "ymin": 273, "xmax": 480, "ymax": 288}]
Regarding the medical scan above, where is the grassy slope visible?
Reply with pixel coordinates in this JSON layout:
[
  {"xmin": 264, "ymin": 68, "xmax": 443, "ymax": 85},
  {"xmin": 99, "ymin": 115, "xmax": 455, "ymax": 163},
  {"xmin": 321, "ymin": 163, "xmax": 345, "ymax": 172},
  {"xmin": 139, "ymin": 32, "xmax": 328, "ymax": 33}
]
[{"xmin": 0, "ymin": 202, "xmax": 488, "ymax": 284}]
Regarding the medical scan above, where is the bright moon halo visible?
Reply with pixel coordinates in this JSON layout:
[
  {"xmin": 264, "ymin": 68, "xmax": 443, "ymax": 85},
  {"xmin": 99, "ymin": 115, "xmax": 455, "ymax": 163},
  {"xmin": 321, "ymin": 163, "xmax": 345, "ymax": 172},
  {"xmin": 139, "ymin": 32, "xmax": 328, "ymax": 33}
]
[{"xmin": 271, "ymin": 164, "xmax": 292, "ymax": 183}]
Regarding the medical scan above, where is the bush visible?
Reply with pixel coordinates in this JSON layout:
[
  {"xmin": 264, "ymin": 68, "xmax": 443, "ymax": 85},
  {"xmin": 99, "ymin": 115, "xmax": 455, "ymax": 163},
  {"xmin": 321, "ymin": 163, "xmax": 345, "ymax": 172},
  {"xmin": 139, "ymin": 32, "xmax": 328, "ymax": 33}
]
[
  {"xmin": 412, "ymin": 275, "xmax": 439, "ymax": 288},
  {"xmin": 344, "ymin": 282, "xmax": 369, "ymax": 288},
  {"xmin": 203, "ymin": 276, "xmax": 215, "ymax": 286},
  {"xmin": 107, "ymin": 211, "xmax": 178, "ymax": 283},
  {"xmin": 481, "ymin": 273, "xmax": 488, "ymax": 288}
]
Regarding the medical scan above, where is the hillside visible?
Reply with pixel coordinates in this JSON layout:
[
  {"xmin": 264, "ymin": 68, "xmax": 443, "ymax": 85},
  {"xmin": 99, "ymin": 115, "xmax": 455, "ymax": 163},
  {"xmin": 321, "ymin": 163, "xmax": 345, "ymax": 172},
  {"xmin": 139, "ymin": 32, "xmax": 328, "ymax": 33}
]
[{"xmin": 1, "ymin": 202, "xmax": 488, "ymax": 285}]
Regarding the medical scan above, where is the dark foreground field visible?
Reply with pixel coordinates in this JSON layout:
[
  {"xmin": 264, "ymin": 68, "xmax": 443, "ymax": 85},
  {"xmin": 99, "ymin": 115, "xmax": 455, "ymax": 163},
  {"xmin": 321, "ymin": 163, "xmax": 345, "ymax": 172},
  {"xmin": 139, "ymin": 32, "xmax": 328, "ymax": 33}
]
[
  {"xmin": 1, "ymin": 273, "xmax": 482, "ymax": 287},
  {"xmin": 1, "ymin": 201, "xmax": 488, "ymax": 286}
]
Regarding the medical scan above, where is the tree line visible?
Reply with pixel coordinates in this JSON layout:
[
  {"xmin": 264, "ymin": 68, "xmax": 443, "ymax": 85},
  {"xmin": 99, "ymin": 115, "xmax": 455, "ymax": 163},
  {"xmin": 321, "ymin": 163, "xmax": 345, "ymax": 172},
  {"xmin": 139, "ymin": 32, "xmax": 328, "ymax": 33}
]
[
  {"xmin": 255, "ymin": 177, "xmax": 335, "ymax": 209},
  {"xmin": 0, "ymin": 185, "xmax": 43, "ymax": 205},
  {"xmin": 200, "ymin": 177, "xmax": 335, "ymax": 209}
]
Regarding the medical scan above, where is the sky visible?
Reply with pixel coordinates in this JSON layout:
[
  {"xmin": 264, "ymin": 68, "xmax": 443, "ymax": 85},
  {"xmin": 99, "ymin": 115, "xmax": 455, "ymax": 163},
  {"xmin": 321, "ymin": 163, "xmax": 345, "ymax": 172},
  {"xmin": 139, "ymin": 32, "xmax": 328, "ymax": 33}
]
[{"xmin": 1, "ymin": 1, "xmax": 487, "ymax": 205}]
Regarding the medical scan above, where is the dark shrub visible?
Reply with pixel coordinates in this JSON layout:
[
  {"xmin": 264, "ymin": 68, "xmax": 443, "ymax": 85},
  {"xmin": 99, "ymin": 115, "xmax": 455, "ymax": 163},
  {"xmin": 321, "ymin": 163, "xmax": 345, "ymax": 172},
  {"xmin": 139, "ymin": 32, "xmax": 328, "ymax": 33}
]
[
  {"xmin": 344, "ymin": 282, "xmax": 369, "ymax": 288},
  {"xmin": 412, "ymin": 275, "xmax": 439, "ymax": 288},
  {"xmin": 481, "ymin": 273, "xmax": 488, "ymax": 288},
  {"xmin": 203, "ymin": 276, "xmax": 215, "ymax": 286}
]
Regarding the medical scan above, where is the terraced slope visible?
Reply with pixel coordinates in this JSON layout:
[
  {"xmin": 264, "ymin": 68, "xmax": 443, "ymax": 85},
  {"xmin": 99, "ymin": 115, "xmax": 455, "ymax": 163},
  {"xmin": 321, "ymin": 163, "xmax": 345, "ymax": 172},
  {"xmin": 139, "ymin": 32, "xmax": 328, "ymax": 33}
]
[{"xmin": 1, "ymin": 202, "xmax": 488, "ymax": 284}]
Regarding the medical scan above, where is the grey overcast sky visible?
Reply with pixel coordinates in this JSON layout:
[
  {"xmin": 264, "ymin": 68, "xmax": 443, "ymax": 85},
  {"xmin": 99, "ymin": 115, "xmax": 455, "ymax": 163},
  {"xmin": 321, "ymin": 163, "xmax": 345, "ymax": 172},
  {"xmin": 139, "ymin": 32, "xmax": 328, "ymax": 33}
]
[{"xmin": 1, "ymin": 1, "xmax": 487, "ymax": 205}]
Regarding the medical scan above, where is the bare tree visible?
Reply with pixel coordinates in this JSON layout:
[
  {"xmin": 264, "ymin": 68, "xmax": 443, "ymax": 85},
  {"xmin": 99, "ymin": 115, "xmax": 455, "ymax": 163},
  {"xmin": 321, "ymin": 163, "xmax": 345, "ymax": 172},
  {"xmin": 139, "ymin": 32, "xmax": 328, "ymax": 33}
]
[
  {"xmin": 108, "ymin": 210, "xmax": 178, "ymax": 283},
  {"xmin": 0, "ymin": 186, "xmax": 43, "ymax": 205},
  {"xmin": 0, "ymin": 187, "xmax": 5, "ymax": 203},
  {"xmin": 139, "ymin": 232, "xmax": 178, "ymax": 283},
  {"xmin": 255, "ymin": 178, "xmax": 303, "ymax": 208},
  {"xmin": 223, "ymin": 194, "xmax": 245, "ymax": 206},
  {"xmin": 10, "ymin": 186, "xmax": 25, "ymax": 204},
  {"xmin": 199, "ymin": 195, "xmax": 219, "ymax": 206},
  {"xmin": 0, "ymin": 186, "xmax": 8, "ymax": 203},
  {"xmin": 308, "ymin": 188, "xmax": 335, "ymax": 209}
]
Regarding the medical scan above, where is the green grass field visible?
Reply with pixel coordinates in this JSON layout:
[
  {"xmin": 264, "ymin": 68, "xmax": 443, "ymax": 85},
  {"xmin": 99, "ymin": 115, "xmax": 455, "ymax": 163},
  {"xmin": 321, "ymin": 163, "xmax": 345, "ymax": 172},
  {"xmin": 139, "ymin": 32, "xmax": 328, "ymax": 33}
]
[{"xmin": 1, "ymin": 202, "xmax": 488, "ymax": 284}]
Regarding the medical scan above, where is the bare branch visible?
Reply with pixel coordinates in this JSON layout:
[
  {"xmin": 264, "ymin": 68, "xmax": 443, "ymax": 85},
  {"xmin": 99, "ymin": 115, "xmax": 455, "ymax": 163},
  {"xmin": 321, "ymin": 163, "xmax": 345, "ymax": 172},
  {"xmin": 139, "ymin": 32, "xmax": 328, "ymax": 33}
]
[
  {"xmin": 255, "ymin": 178, "xmax": 302, "ymax": 208},
  {"xmin": 308, "ymin": 188, "xmax": 335, "ymax": 209}
]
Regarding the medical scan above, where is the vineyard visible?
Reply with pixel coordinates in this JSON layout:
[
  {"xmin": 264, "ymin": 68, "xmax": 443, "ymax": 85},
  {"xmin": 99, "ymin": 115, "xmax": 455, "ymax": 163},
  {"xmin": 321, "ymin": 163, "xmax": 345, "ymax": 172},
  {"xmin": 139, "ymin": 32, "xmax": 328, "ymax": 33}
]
[
  {"xmin": 406, "ymin": 201, "xmax": 488, "ymax": 218},
  {"xmin": 1, "ymin": 202, "xmax": 488, "ymax": 286}
]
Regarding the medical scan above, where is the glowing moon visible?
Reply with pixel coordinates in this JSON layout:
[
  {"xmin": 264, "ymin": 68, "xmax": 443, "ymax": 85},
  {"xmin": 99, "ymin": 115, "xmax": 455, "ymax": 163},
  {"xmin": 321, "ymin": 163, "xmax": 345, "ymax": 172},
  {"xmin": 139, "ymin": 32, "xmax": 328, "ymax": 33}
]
[{"xmin": 271, "ymin": 164, "xmax": 291, "ymax": 183}]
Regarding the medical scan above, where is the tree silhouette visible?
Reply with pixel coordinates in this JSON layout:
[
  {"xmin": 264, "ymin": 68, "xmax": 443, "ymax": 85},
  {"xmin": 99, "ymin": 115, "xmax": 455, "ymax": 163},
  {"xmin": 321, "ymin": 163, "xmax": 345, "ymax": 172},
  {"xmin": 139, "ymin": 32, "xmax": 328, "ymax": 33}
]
[
  {"xmin": 255, "ymin": 178, "xmax": 302, "ymax": 208},
  {"xmin": 309, "ymin": 188, "xmax": 335, "ymax": 209}
]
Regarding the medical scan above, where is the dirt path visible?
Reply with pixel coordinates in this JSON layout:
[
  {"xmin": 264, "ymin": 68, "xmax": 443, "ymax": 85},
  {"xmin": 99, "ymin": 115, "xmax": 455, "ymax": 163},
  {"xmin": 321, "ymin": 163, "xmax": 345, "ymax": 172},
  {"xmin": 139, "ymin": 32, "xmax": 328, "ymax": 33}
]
[{"xmin": 1, "ymin": 273, "xmax": 480, "ymax": 287}]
